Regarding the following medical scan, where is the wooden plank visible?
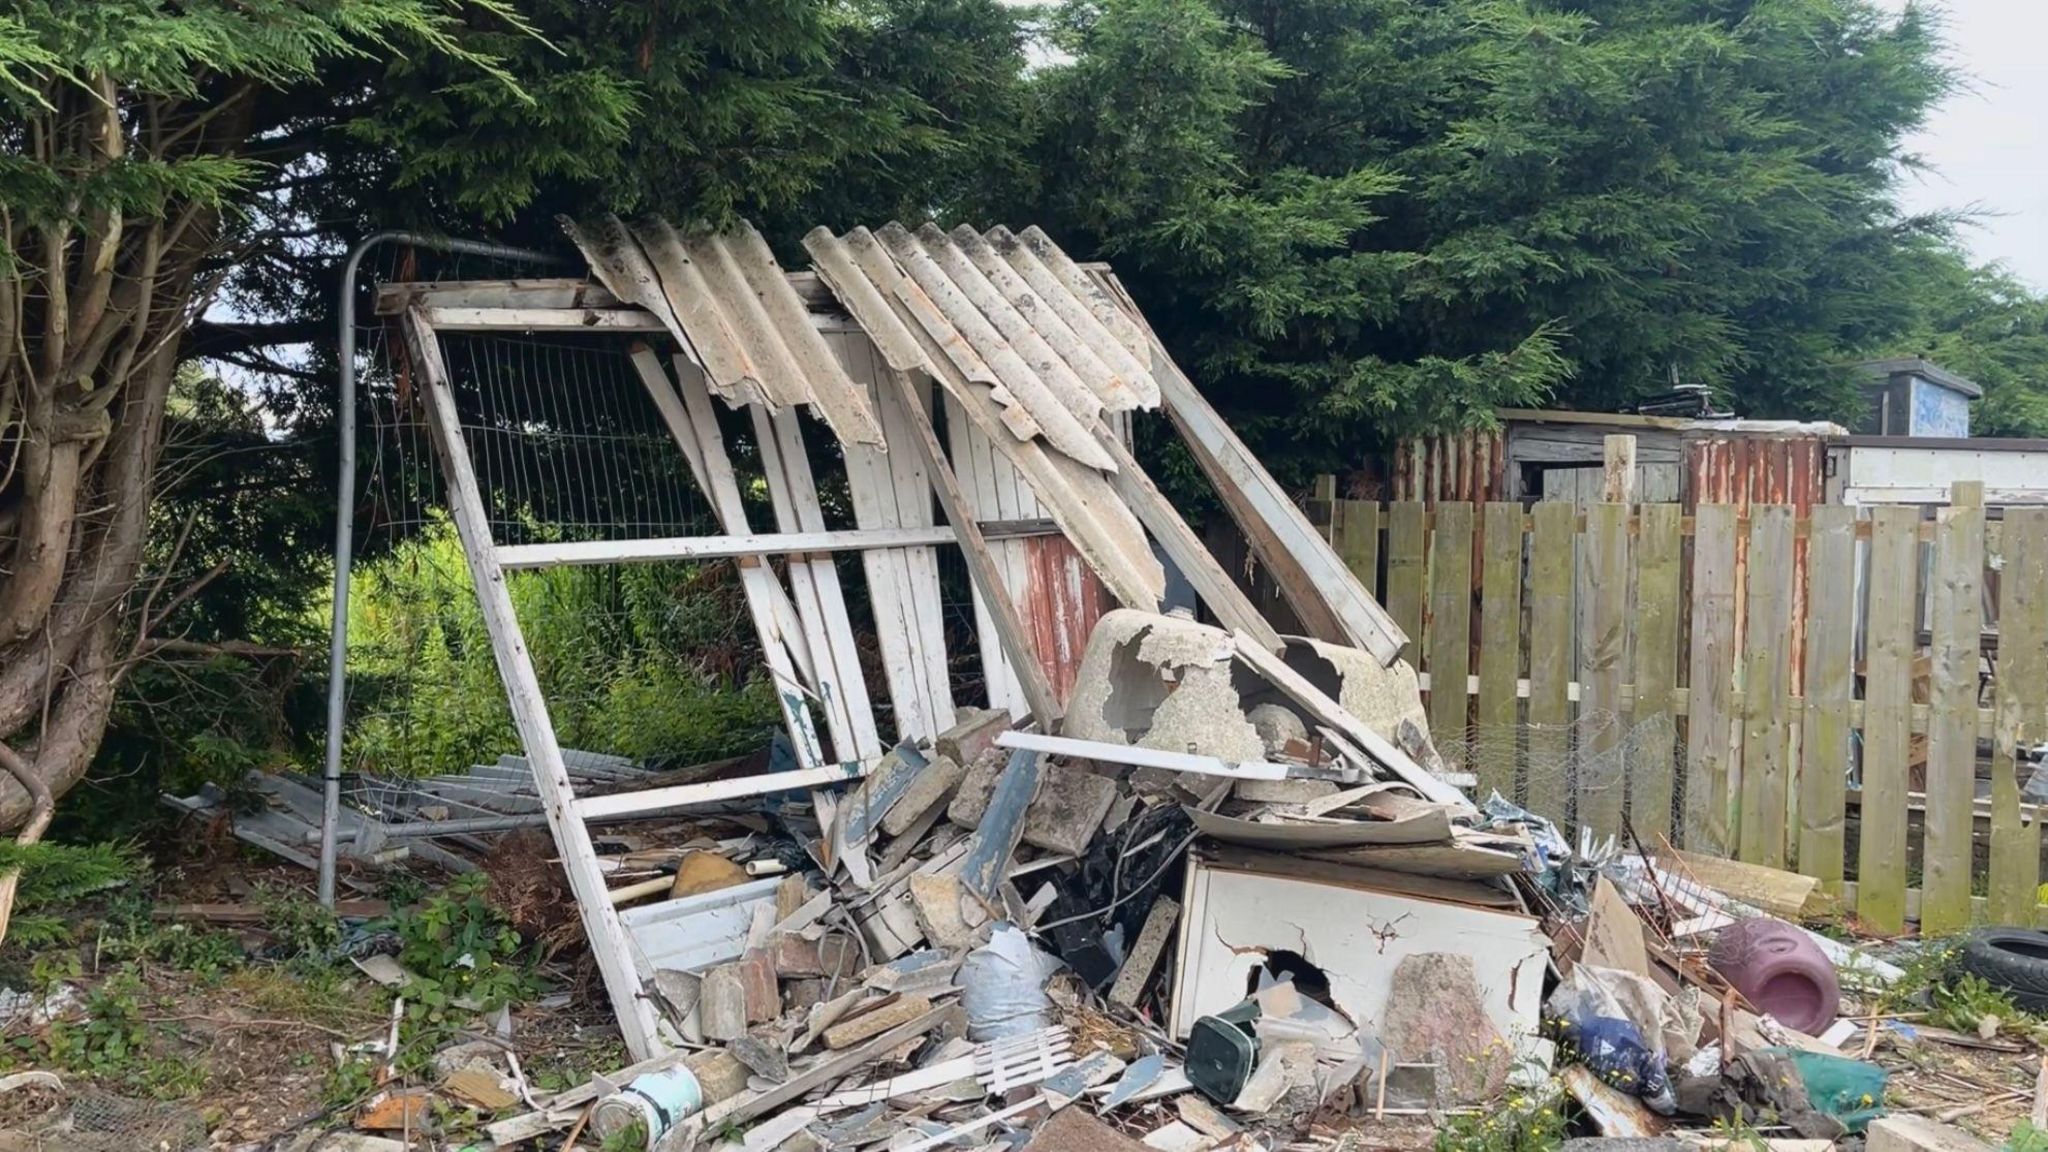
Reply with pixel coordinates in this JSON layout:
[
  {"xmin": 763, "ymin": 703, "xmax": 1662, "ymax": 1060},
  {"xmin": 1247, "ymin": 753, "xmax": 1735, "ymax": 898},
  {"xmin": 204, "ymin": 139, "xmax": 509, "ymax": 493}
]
[
  {"xmin": 1921, "ymin": 483, "xmax": 1984, "ymax": 935},
  {"xmin": 944, "ymin": 394, "xmax": 1019, "ymax": 715},
  {"xmin": 1797, "ymin": 504, "xmax": 1855, "ymax": 890},
  {"xmin": 400, "ymin": 308, "xmax": 666, "ymax": 1059},
  {"xmin": 886, "ymin": 370, "xmax": 1062, "ymax": 723},
  {"xmin": 495, "ymin": 527, "xmax": 959, "ymax": 570},
  {"xmin": 1631, "ymin": 503, "xmax": 1682, "ymax": 841},
  {"xmin": 994, "ymin": 731, "xmax": 1290, "ymax": 781},
  {"xmin": 1685, "ymin": 503, "xmax": 1739, "ymax": 854},
  {"xmin": 1134, "ymin": 289, "xmax": 1405, "ymax": 662},
  {"xmin": 672, "ymin": 361, "xmax": 829, "ymax": 769},
  {"xmin": 1386, "ymin": 502, "xmax": 1427, "ymax": 664},
  {"xmin": 1231, "ymin": 634, "xmax": 1471, "ymax": 809},
  {"xmin": 1475, "ymin": 502, "xmax": 1524, "ymax": 802},
  {"xmin": 1333, "ymin": 499, "xmax": 1379, "ymax": 600},
  {"xmin": 835, "ymin": 337, "xmax": 949, "ymax": 743},
  {"xmin": 1990, "ymin": 507, "xmax": 2048, "ymax": 923},
  {"xmin": 1427, "ymin": 502, "xmax": 1475, "ymax": 746},
  {"xmin": 1858, "ymin": 504, "xmax": 1919, "ymax": 934},
  {"xmin": 1603, "ymin": 435, "xmax": 1637, "ymax": 503},
  {"xmin": 417, "ymin": 305, "xmax": 667, "ymax": 332},
  {"xmin": 751, "ymin": 407, "xmax": 882, "ymax": 762},
  {"xmin": 1092, "ymin": 425, "xmax": 1281, "ymax": 651},
  {"xmin": 877, "ymin": 373, "xmax": 956, "ymax": 738},
  {"xmin": 1580, "ymin": 502, "xmax": 1630, "ymax": 840},
  {"xmin": 1526, "ymin": 502, "xmax": 1575, "ymax": 823},
  {"xmin": 1736, "ymin": 504, "xmax": 1793, "ymax": 868}
]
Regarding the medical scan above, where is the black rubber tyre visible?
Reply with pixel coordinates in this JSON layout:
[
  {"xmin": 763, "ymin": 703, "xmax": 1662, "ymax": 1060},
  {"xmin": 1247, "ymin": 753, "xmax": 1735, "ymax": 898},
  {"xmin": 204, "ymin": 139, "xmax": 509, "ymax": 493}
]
[{"xmin": 1958, "ymin": 928, "xmax": 2048, "ymax": 1013}]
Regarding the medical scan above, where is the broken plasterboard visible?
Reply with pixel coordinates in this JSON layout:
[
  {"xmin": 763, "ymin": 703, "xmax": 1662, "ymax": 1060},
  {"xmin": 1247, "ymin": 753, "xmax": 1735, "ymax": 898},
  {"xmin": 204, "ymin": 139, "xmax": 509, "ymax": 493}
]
[{"xmin": 1165, "ymin": 856, "xmax": 1550, "ymax": 1062}]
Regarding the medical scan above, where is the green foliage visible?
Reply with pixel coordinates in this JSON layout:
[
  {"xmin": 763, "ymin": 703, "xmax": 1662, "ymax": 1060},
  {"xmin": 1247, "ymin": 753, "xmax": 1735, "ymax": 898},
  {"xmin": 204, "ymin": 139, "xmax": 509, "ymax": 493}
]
[
  {"xmin": 1891, "ymin": 244, "xmax": 2048, "ymax": 437},
  {"xmin": 42, "ymin": 970, "xmax": 205, "ymax": 1098},
  {"xmin": 600, "ymin": 1123, "xmax": 651, "ymax": 1152},
  {"xmin": 345, "ymin": 516, "xmax": 777, "ymax": 777},
  {"xmin": 2007, "ymin": 1120, "xmax": 2048, "ymax": 1152},
  {"xmin": 385, "ymin": 874, "xmax": 538, "ymax": 1015},
  {"xmin": 1928, "ymin": 972, "xmax": 2028, "ymax": 1035},
  {"xmin": 1023, "ymin": 0, "xmax": 1960, "ymax": 464},
  {"xmin": 0, "ymin": 842, "xmax": 141, "ymax": 953}
]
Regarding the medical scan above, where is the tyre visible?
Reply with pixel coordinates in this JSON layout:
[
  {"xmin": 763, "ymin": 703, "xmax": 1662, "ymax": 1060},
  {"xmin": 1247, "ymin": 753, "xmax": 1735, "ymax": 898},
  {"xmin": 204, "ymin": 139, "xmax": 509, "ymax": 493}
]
[{"xmin": 1958, "ymin": 928, "xmax": 2048, "ymax": 1014}]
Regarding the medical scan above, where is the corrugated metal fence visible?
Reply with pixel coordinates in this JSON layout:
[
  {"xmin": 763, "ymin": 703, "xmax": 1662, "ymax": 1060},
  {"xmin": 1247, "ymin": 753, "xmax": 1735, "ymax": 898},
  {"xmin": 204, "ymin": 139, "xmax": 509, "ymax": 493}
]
[{"xmin": 1301, "ymin": 483, "xmax": 2048, "ymax": 934}]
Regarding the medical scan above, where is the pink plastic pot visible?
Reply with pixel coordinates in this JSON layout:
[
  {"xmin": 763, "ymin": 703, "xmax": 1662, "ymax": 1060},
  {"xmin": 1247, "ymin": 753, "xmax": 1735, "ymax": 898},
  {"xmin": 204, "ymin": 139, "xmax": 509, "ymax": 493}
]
[{"xmin": 1709, "ymin": 917, "xmax": 1840, "ymax": 1035}]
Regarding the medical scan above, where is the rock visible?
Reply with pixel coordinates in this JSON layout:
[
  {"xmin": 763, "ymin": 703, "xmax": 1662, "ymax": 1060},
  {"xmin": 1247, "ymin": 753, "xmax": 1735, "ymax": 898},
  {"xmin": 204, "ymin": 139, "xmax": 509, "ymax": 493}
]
[
  {"xmin": 1107, "ymin": 897, "xmax": 1180, "ymax": 1009},
  {"xmin": 737, "ymin": 948, "xmax": 780, "ymax": 1024},
  {"xmin": 700, "ymin": 963, "xmax": 748, "ymax": 1041},
  {"xmin": 908, "ymin": 872, "xmax": 976, "ymax": 950},
  {"xmin": 1379, "ymin": 952, "xmax": 1512, "ymax": 1105},
  {"xmin": 1023, "ymin": 1109, "xmax": 1152, "ymax": 1152},
  {"xmin": 670, "ymin": 851, "xmax": 749, "ymax": 900}
]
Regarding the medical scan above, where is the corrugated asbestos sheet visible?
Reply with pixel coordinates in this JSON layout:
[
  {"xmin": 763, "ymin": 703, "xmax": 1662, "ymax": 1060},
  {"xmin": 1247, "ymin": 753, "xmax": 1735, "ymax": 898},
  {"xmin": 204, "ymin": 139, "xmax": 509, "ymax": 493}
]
[
  {"xmin": 803, "ymin": 222, "xmax": 1167, "ymax": 608},
  {"xmin": 566, "ymin": 217, "xmax": 1180, "ymax": 610},
  {"xmin": 563, "ymin": 216, "xmax": 885, "ymax": 449}
]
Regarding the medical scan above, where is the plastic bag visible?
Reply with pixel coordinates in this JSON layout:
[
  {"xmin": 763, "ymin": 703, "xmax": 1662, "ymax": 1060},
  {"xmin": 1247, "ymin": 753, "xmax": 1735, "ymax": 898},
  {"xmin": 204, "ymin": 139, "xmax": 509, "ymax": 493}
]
[
  {"xmin": 1548, "ymin": 966, "xmax": 1676, "ymax": 1114},
  {"xmin": 958, "ymin": 923, "xmax": 1061, "ymax": 1040}
]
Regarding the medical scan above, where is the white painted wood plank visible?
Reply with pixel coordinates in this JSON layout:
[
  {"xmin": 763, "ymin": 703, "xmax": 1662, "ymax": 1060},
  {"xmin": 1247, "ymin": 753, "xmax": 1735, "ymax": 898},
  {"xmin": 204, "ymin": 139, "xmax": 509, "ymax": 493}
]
[
  {"xmin": 995, "ymin": 731, "xmax": 1292, "ymax": 781},
  {"xmin": 419, "ymin": 306, "xmax": 667, "ymax": 331},
  {"xmin": 671, "ymin": 360, "xmax": 829, "ymax": 769},
  {"xmin": 495, "ymin": 527, "xmax": 961, "ymax": 569},
  {"xmin": 947, "ymin": 392, "xmax": 1021, "ymax": 714},
  {"xmin": 401, "ymin": 308, "xmax": 666, "ymax": 1059},
  {"xmin": 880, "ymin": 373, "xmax": 956, "ymax": 734},
  {"xmin": 573, "ymin": 763, "xmax": 869, "ymax": 820}
]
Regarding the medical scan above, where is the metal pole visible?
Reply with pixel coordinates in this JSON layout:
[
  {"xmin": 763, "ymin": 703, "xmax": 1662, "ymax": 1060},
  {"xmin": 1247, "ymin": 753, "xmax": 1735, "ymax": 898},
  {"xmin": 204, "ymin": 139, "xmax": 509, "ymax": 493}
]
[{"xmin": 321, "ymin": 232, "xmax": 561, "ymax": 906}]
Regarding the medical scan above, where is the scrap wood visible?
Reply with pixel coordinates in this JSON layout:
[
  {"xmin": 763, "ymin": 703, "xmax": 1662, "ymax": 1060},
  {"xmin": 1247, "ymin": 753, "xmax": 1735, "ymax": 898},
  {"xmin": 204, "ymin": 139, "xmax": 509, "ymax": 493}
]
[
  {"xmin": 702, "ymin": 1002, "xmax": 961, "ymax": 1129},
  {"xmin": 1665, "ymin": 848, "xmax": 1824, "ymax": 920},
  {"xmin": 1562, "ymin": 1064, "xmax": 1665, "ymax": 1137}
]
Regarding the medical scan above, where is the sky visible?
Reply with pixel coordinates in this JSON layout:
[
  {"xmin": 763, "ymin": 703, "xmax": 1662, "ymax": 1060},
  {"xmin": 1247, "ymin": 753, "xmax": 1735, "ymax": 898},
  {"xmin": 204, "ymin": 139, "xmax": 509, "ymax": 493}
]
[{"xmin": 1888, "ymin": 0, "xmax": 2048, "ymax": 290}]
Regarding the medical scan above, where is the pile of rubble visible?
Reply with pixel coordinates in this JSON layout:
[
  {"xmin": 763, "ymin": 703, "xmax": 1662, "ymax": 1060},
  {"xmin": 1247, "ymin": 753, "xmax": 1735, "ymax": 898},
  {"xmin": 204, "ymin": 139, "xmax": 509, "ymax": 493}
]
[{"xmin": 427, "ymin": 604, "xmax": 1988, "ymax": 1152}]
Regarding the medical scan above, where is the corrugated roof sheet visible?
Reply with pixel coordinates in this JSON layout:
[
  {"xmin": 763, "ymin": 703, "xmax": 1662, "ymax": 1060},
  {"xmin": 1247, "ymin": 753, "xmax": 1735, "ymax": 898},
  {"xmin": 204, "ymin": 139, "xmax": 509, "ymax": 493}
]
[
  {"xmin": 803, "ymin": 221, "xmax": 1166, "ymax": 605},
  {"xmin": 563, "ymin": 215, "xmax": 885, "ymax": 448}
]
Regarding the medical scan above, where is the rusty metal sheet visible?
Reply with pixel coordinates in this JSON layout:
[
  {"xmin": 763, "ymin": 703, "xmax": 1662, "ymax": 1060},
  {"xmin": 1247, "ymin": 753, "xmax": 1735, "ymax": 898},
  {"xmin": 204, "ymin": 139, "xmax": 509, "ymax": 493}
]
[{"xmin": 1390, "ymin": 429, "xmax": 1508, "ymax": 503}]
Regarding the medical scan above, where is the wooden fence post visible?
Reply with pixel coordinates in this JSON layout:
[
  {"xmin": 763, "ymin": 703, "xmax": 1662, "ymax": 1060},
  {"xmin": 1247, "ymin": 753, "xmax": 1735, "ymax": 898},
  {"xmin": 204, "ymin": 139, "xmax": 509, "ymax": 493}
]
[
  {"xmin": 1686, "ymin": 503, "xmax": 1739, "ymax": 854},
  {"xmin": 1527, "ymin": 502, "xmax": 1576, "ymax": 824},
  {"xmin": 1990, "ymin": 507, "xmax": 2048, "ymax": 924},
  {"xmin": 1922, "ymin": 483, "xmax": 1984, "ymax": 934},
  {"xmin": 1632, "ymin": 504, "xmax": 1682, "ymax": 841},
  {"xmin": 1797, "ymin": 504, "xmax": 1855, "ymax": 892},
  {"xmin": 1476, "ymin": 503, "xmax": 1525, "ymax": 802},
  {"xmin": 1859, "ymin": 505, "xmax": 1919, "ymax": 934},
  {"xmin": 1428, "ymin": 503, "xmax": 1476, "ymax": 745},
  {"xmin": 1737, "ymin": 504, "xmax": 1794, "ymax": 868}
]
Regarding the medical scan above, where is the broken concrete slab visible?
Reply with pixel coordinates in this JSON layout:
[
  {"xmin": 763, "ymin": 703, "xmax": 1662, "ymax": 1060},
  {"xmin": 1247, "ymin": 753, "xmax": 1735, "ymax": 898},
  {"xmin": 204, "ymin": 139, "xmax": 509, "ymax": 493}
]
[
  {"xmin": 700, "ymin": 963, "xmax": 749, "ymax": 1041},
  {"xmin": 1868, "ymin": 1115, "xmax": 1995, "ymax": 1152},
  {"xmin": 947, "ymin": 747, "xmax": 1009, "ymax": 828},
  {"xmin": 1278, "ymin": 637, "xmax": 1444, "ymax": 774},
  {"xmin": 880, "ymin": 753, "xmax": 966, "ymax": 838},
  {"xmin": 908, "ymin": 872, "xmax": 976, "ymax": 950},
  {"xmin": 823, "ymin": 995, "xmax": 935, "ymax": 1049},
  {"xmin": 1023, "ymin": 1108, "xmax": 1152, "ymax": 1152},
  {"xmin": 936, "ymin": 707, "xmax": 1011, "ymax": 766},
  {"xmin": 1234, "ymin": 778, "xmax": 1338, "ymax": 805},
  {"xmin": 1062, "ymin": 610, "xmax": 1267, "ymax": 761},
  {"xmin": 1021, "ymin": 762, "xmax": 1118, "ymax": 856},
  {"xmin": 1108, "ymin": 896, "xmax": 1179, "ymax": 1009}
]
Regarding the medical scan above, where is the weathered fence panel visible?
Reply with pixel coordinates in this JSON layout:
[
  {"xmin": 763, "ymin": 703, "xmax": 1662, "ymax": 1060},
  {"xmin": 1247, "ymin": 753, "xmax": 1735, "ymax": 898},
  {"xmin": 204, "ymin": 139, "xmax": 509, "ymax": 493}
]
[{"xmin": 1302, "ymin": 477, "xmax": 2048, "ymax": 929}]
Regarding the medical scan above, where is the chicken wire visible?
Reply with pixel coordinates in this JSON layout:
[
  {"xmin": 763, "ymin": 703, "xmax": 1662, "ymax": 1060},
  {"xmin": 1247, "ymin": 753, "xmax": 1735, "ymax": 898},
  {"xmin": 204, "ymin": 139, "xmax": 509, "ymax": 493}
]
[
  {"xmin": 1438, "ymin": 708, "xmax": 1686, "ymax": 841},
  {"xmin": 340, "ymin": 248, "xmax": 990, "ymax": 782}
]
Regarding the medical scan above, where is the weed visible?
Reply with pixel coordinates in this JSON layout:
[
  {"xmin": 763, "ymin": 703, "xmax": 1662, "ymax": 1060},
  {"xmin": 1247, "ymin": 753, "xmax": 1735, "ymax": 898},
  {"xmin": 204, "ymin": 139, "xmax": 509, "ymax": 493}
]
[
  {"xmin": 385, "ymin": 874, "xmax": 538, "ymax": 1013},
  {"xmin": 321, "ymin": 1057, "xmax": 380, "ymax": 1111},
  {"xmin": 40, "ymin": 969, "xmax": 202, "ymax": 1098},
  {"xmin": 1929, "ymin": 972, "xmax": 2030, "ymax": 1034},
  {"xmin": 261, "ymin": 890, "xmax": 344, "ymax": 959},
  {"xmin": 1874, "ymin": 939, "xmax": 1963, "ymax": 1015},
  {"xmin": 2009, "ymin": 1120, "xmax": 2048, "ymax": 1152},
  {"xmin": 1435, "ymin": 1080, "xmax": 1564, "ymax": 1152},
  {"xmin": 599, "ymin": 1121, "xmax": 648, "ymax": 1152},
  {"xmin": 378, "ymin": 872, "xmax": 430, "ymax": 909}
]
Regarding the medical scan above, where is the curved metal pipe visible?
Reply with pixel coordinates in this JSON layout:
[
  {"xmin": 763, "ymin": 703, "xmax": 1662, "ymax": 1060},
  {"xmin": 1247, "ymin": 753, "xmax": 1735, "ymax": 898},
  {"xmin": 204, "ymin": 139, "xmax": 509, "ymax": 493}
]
[{"xmin": 321, "ymin": 231, "xmax": 560, "ymax": 905}]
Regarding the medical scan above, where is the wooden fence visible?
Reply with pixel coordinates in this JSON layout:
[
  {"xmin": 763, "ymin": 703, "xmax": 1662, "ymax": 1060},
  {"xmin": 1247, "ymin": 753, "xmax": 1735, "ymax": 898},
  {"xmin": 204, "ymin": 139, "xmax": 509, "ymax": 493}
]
[{"xmin": 1303, "ymin": 480, "xmax": 2048, "ymax": 935}]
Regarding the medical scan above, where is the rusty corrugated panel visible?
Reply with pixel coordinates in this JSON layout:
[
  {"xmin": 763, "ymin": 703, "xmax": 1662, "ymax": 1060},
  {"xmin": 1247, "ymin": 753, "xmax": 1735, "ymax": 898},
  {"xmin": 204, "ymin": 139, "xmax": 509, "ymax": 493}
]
[
  {"xmin": 1386, "ymin": 430, "xmax": 1506, "ymax": 504},
  {"xmin": 1682, "ymin": 432, "xmax": 1831, "ymax": 687},
  {"xmin": 565, "ymin": 216, "xmax": 886, "ymax": 448},
  {"xmin": 1021, "ymin": 535, "xmax": 1115, "ymax": 705}
]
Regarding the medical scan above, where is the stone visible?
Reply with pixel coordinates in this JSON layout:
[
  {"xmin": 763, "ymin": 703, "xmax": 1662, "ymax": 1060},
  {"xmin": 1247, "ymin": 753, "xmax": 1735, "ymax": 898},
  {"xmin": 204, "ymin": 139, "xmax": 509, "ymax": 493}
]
[
  {"xmin": 1108, "ymin": 897, "xmax": 1180, "ymax": 1009},
  {"xmin": 1561, "ymin": 1141, "xmax": 1690, "ymax": 1152},
  {"xmin": 700, "ymin": 963, "xmax": 748, "ymax": 1041},
  {"xmin": 908, "ymin": 872, "xmax": 976, "ymax": 950},
  {"xmin": 936, "ymin": 707, "xmax": 1011, "ymax": 766},
  {"xmin": 1020, "ymin": 763, "xmax": 1118, "ymax": 856},
  {"xmin": 881, "ymin": 753, "xmax": 967, "ymax": 837},
  {"xmin": 946, "ymin": 747, "xmax": 1008, "ymax": 828},
  {"xmin": 1063, "ymin": 610, "xmax": 1266, "ymax": 761},
  {"xmin": 1175, "ymin": 1094, "xmax": 1241, "ymax": 1138},
  {"xmin": 682, "ymin": 1048, "xmax": 753, "ymax": 1106},
  {"xmin": 822, "ymin": 994, "xmax": 933, "ymax": 1049},
  {"xmin": 1378, "ymin": 952, "xmax": 1512, "ymax": 1105},
  {"xmin": 1868, "ymin": 1115, "xmax": 1996, "ymax": 1152},
  {"xmin": 671, "ymin": 851, "xmax": 750, "ymax": 900},
  {"xmin": 1230, "ymin": 1040, "xmax": 1314, "ymax": 1113}
]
